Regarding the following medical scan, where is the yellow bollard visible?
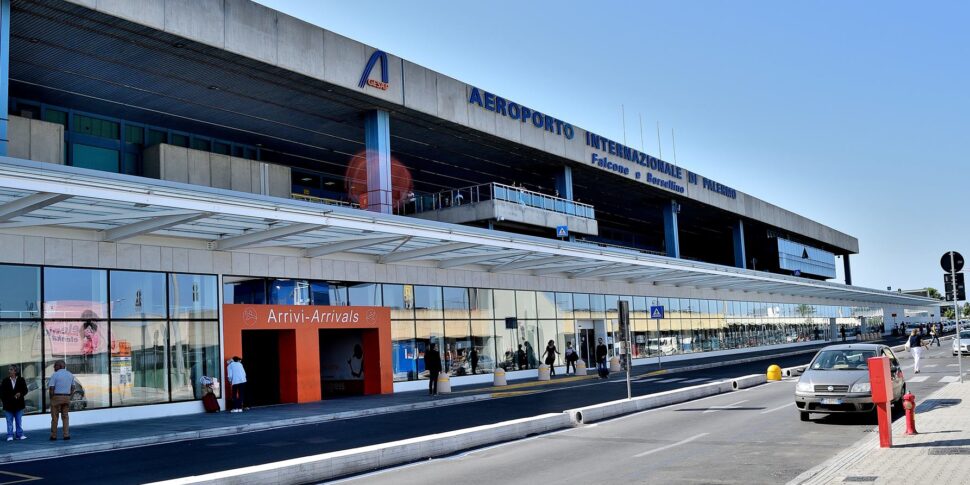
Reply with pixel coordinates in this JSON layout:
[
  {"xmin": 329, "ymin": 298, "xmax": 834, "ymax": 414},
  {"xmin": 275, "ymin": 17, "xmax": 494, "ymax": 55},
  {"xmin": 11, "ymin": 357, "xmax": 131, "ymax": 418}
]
[
  {"xmin": 537, "ymin": 364, "xmax": 551, "ymax": 381},
  {"xmin": 437, "ymin": 374, "xmax": 452, "ymax": 393},
  {"xmin": 766, "ymin": 364, "xmax": 782, "ymax": 381},
  {"xmin": 575, "ymin": 359, "xmax": 588, "ymax": 376},
  {"xmin": 493, "ymin": 367, "xmax": 507, "ymax": 386}
]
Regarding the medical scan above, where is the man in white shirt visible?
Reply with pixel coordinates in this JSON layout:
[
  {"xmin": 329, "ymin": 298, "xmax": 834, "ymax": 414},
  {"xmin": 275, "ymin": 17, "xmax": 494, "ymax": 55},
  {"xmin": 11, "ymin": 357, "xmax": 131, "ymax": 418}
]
[
  {"xmin": 226, "ymin": 357, "xmax": 247, "ymax": 413},
  {"xmin": 48, "ymin": 360, "xmax": 75, "ymax": 440}
]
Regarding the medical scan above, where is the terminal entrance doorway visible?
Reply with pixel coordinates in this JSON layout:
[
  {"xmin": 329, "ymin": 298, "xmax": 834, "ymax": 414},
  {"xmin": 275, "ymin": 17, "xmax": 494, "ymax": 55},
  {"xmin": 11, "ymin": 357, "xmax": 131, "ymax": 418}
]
[
  {"xmin": 241, "ymin": 329, "xmax": 297, "ymax": 406},
  {"xmin": 318, "ymin": 329, "xmax": 381, "ymax": 398},
  {"xmin": 576, "ymin": 320, "xmax": 608, "ymax": 364}
]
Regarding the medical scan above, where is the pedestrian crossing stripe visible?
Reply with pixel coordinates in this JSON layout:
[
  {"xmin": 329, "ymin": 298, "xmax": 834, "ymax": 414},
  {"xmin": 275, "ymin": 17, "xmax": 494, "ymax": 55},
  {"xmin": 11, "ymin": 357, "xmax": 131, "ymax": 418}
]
[
  {"xmin": 940, "ymin": 375, "xmax": 960, "ymax": 383},
  {"xmin": 681, "ymin": 378, "xmax": 708, "ymax": 383},
  {"xmin": 907, "ymin": 375, "xmax": 929, "ymax": 382}
]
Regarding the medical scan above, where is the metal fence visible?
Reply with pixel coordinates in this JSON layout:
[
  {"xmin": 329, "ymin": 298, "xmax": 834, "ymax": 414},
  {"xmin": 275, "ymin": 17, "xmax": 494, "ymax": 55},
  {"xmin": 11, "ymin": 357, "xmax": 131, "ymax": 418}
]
[{"xmin": 398, "ymin": 183, "xmax": 595, "ymax": 219}]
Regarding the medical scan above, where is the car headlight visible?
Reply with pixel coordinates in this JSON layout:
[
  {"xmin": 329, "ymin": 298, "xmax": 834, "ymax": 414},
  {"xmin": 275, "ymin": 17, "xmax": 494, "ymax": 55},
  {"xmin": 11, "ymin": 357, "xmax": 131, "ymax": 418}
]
[
  {"xmin": 796, "ymin": 381, "xmax": 812, "ymax": 392},
  {"xmin": 850, "ymin": 382, "xmax": 871, "ymax": 393}
]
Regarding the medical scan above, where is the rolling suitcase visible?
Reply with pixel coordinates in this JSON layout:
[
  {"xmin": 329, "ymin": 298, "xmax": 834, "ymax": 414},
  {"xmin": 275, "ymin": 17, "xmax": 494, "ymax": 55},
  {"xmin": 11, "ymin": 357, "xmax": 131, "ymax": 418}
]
[{"xmin": 203, "ymin": 391, "xmax": 220, "ymax": 413}]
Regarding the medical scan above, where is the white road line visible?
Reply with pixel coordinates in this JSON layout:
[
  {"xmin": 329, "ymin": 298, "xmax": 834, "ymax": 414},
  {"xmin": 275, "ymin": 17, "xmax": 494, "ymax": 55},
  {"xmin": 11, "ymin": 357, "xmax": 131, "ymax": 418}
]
[
  {"xmin": 702, "ymin": 399, "xmax": 748, "ymax": 414},
  {"xmin": 940, "ymin": 376, "xmax": 960, "ymax": 383},
  {"xmin": 947, "ymin": 364, "xmax": 960, "ymax": 367},
  {"xmin": 637, "ymin": 377, "xmax": 662, "ymax": 382},
  {"xmin": 633, "ymin": 433, "xmax": 709, "ymax": 458},
  {"xmin": 924, "ymin": 364, "xmax": 938, "ymax": 368},
  {"xmin": 681, "ymin": 378, "xmax": 708, "ymax": 383},
  {"xmin": 907, "ymin": 375, "xmax": 929, "ymax": 383},
  {"xmin": 656, "ymin": 378, "xmax": 687, "ymax": 383},
  {"xmin": 760, "ymin": 403, "xmax": 793, "ymax": 414}
]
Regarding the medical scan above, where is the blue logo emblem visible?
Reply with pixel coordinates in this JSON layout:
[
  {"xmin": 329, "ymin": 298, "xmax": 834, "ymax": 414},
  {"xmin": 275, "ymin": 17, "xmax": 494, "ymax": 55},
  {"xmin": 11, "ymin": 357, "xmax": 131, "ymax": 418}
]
[
  {"xmin": 556, "ymin": 225, "xmax": 568, "ymax": 238},
  {"xmin": 650, "ymin": 306, "xmax": 665, "ymax": 319},
  {"xmin": 359, "ymin": 50, "xmax": 389, "ymax": 90}
]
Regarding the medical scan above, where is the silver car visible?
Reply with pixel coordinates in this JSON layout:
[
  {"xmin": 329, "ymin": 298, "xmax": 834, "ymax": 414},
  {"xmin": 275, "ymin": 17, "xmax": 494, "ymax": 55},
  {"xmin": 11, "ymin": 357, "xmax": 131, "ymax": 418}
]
[
  {"xmin": 794, "ymin": 344, "xmax": 906, "ymax": 421},
  {"xmin": 952, "ymin": 330, "xmax": 970, "ymax": 356}
]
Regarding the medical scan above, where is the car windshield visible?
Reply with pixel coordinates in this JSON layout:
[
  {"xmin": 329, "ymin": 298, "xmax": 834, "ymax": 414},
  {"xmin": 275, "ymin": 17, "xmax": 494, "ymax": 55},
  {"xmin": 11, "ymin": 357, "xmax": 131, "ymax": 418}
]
[
  {"xmin": 811, "ymin": 349, "xmax": 877, "ymax": 370},
  {"xmin": 960, "ymin": 331, "xmax": 970, "ymax": 339}
]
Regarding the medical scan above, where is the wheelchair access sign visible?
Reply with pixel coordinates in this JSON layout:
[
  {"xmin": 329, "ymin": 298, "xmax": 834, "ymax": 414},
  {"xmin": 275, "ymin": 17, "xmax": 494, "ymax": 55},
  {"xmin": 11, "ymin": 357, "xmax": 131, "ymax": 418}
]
[{"xmin": 650, "ymin": 306, "xmax": 665, "ymax": 319}]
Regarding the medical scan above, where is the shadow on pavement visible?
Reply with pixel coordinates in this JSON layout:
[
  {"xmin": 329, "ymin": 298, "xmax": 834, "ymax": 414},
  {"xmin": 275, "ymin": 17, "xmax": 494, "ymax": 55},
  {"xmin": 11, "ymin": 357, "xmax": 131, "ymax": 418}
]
[
  {"xmin": 893, "ymin": 438, "xmax": 970, "ymax": 449},
  {"xmin": 916, "ymin": 399, "xmax": 962, "ymax": 413}
]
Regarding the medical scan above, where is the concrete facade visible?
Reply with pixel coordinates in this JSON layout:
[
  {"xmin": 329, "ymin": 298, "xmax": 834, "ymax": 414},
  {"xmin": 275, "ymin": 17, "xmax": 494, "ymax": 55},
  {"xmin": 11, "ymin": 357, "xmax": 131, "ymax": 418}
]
[
  {"xmin": 413, "ymin": 199, "xmax": 599, "ymax": 236},
  {"xmin": 6, "ymin": 115, "xmax": 65, "ymax": 165},
  {"xmin": 142, "ymin": 144, "xmax": 291, "ymax": 198},
  {"xmin": 61, "ymin": 0, "xmax": 859, "ymax": 254}
]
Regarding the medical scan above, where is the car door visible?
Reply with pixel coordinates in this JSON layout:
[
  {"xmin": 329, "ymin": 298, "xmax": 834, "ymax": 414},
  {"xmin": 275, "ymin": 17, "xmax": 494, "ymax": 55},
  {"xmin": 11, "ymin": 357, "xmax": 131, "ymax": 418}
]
[{"xmin": 883, "ymin": 347, "xmax": 904, "ymax": 399}]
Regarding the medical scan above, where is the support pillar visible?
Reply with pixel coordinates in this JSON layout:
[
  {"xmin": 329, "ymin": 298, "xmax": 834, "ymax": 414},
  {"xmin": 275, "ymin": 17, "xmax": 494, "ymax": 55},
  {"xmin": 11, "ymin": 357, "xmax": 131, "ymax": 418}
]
[
  {"xmin": 364, "ymin": 110, "xmax": 392, "ymax": 213},
  {"xmin": 843, "ymin": 254, "xmax": 852, "ymax": 285},
  {"xmin": 732, "ymin": 219, "xmax": 746, "ymax": 269},
  {"xmin": 663, "ymin": 199, "xmax": 680, "ymax": 259},
  {"xmin": 554, "ymin": 165, "xmax": 574, "ymax": 200},
  {"xmin": 0, "ymin": 0, "xmax": 10, "ymax": 156}
]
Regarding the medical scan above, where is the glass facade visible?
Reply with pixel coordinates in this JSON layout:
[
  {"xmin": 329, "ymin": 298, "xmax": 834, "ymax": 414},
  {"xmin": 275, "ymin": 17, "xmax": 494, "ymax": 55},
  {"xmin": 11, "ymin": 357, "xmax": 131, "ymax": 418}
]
[
  {"xmin": 0, "ymin": 264, "xmax": 220, "ymax": 415},
  {"xmin": 224, "ymin": 276, "xmax": 876, "ymax": 383},
  {"xmin": 777, "ymin": 237, "xmax": 837, "ymax": 279}
]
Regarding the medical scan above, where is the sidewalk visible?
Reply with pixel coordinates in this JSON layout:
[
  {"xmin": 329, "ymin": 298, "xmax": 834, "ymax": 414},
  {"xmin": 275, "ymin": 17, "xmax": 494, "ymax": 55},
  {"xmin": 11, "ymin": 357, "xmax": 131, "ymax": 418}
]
[
  {"xmin": 0, "ymin": 336, "xmax": 903, "ymax": 465},
  {"xmin": 791, "ymin": 377, "xmax": 970, "ymax": 484}
]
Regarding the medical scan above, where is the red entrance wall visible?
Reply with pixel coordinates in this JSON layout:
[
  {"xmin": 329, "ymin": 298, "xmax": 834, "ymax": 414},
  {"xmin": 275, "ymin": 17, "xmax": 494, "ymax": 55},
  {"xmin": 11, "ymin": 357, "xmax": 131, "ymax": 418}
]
[{"xmin": 223, "ymin": 305, "xmax": 393, "ymax": 403}]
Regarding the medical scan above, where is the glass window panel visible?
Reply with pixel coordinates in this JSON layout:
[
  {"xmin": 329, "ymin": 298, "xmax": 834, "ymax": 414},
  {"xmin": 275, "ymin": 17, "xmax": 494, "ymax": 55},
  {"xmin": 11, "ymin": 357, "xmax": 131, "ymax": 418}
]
[
  {"xmin": 443, "ymin": 320, "xmax": 471, "ymax": 376},
  {"xmin": 413, "ymin": 286, "xmax": 443, "ymax": 319},
  {"xmin": 442, "ymin": 287, "xmax": 469, "ymax": 316},
  {"xmin": 391, "ymin": 321, "xmax": 416, "ymax": 381},
  {"xmin": 632, "ymin": 296, "xmax": 648, "ymax": 320},
  {"xmin": 555, "ymin": 293, "xmax": 574, "ymax": 319},
  {"xmin": 170, "ymin": 133, "xmax": 189, "ymax": 147},
  {"xmin": 110, "ymin": 271, "xmax": 167, "ymax": 319},
  {"xmin": 147, "ymin": 129, "xmax": 167, "ymax": 146},
  {"xmin": 382, "ymin": 284, "xmax": 414, "ymax": 320},
  {"xmin": 348, "ymin": 283, "xmax": 381, "ymax": 306},
  {"xmin": 572, "ymin": 293, "xmax": 590, "ymax": 319},
  {"xmin": 168, "ymin": 274, "xmax": 217, "ymax": 319},
  {"xmin": 224, "ymin": 278, "xmax": 266, "ymax": 304},
  {"xmin": 125, "ymin": 125, "xmax": 144, "ymax": 144},
  {"xmin": 169, "ymin": 321, "xmax": 220, "ymax": 400},
  {"xmin": 73, "ymin": 114, "xmax": 119, "ymax": 139},
  {"xmin": 0, "ymin": 265, "xmax": 40, "ymax": 319},
  {"xmin": 515, "ymin": 291, "xmax": 537, "ymax": 320},
  {"xmin": 326, "ymin": 283, "xmax": 349, "ymax": 306},
  {"xmin": 536, "ymin": 292, "xmax": 557, "ymax": 319},
  {"xmin": 268, "ymin": 279, "xmax": 310, "ymax": 305},
  {"xmin": 468, "ymin": 321, "xmax": 496, "ymax": 375},
  {"xmin": 213, "ymin": 142, "xmax": 231, "ymax": 155},
  {"xmin": 469, "ymin": 288, "xmax": 493, "ymax": 320},
  {"xmin": 538, "ymin": 320, "xmax": 559, "ymax": 367},
  {"xmin": 521, "ymin": 319, "xmax": 539, "ymax": 368},
  {"xmin": 0, "ymin": 321, "xmax": 43, "ymax": 414},
  {"xmin": 414, "ymin": 320, "xmax": 443, "ymax": 380},
  {"xmin": 44, "ymin": 267, "xmax": 108, "ymax": 319},
  {"xmin": 190, "ymin": 138, "xmax": 211, "ymax": 152},
  {"xmin": 493, "ymin": 290, "xmax": 516, "ymax": 320},
  {"xmin": 72, "ymin": 144, "xmax": 119, "ymax": 173},
  {"xmin": 110, "ymin": 321, "xmax": 168, "ymax": 406},
  {"xmin": 45, "ymin": 320, "xmax": 109, "ymax": 409},
  {"xmin": 605, "ymin": 295, "xmax": 619, "ymax": 319},
  {"xmin": 589, "ymin": 294, "xmax": 606, "ymax": 318},
  {"xmin": 43, "ymin": 109, "xmax": 67, "ymax": 126}
]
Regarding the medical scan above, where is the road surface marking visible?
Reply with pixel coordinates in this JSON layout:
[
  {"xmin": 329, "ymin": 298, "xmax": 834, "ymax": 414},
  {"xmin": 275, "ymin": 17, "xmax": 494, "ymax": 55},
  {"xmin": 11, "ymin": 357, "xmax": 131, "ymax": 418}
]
[
  {"xmin": 760, "ymin": 403, "xmax": 793, "ymax": 414},
  {"xmin": 633, "ymin": 433, "xmax": 709, "ymax": 458},
  {"xmin": 907, "ymin": 375, "xmax": 929, "ymax": 382},
  {"xmin": 702, "ymin": 399, "xmax": 748, "ymax": 414},
  {"xmin": 681, "ymin": 378, "xmax": 708, "ymax": 383},
  {"xmin": 0, "ymin": 470, "xmax": 42, "ymax": 484},
  {"xmin": 940, "ymin": 375, "xmax": 960, "ymax": 383},
  {"xmin": 636, "ymin": 377, "xmax": 662, "ymax": 383},
  {"xmin": 924, "ymin": 364, "xmax": 938, "ymax": 368},
  {"xmin": 656, "ymin": 378, "xmax": 687, "ymax": 383},
  {"xmin": 947, "ymin": 364, "xmax": 960, "ymax": 367}
]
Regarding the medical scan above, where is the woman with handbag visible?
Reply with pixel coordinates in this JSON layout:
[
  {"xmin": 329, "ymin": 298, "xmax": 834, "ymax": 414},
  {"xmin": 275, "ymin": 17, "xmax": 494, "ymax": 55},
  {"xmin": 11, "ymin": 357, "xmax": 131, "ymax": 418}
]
[
  {"xmin": 543, "ymin": 340, "xmax": 560, "ymax": 376},
  {"xmin": 564, "ymin": 341, "xmax": 579, "ymax": 375}
]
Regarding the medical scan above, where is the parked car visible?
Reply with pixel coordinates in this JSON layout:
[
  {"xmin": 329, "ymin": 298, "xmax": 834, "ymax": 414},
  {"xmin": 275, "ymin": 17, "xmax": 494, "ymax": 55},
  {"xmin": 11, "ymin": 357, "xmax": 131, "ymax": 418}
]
[
  {"xmin": 23, "ymin": 377, "xmax": 87, "ymax": 414},
  {"xmin": 952, "ymin": 331, "xmax": 970, "ymax": 356},
  {"xmin": 794, "ymin": 344, "xmax": 905, "ymax": 421}
]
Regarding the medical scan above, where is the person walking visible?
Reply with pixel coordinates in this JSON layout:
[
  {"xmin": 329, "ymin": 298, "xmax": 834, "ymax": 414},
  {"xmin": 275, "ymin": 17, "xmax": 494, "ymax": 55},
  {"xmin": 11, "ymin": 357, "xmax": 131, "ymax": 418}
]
[
  {"xmin": 564, "ymin": 341, "xmax": 579, "ymax": 375},
  {"xmin": 48, "ymin": 360, "xmax": 74, "ymax": 441},
  {"xmin": 425, "ymin": 343, "xmax": 442, "ymax": 396},
  {"xmin": 595, "ymin": 338, "xmax": 609, "ymax": 378},
  {"xmin": 542, "ymin": 340, "xmax": 560, "ymax": 376},
  {"xmin": 930, "ymin": 326, "xmax": 941, "ymax": 347},
  {"xmin": 907, "ymin": 329, "xmax": 928, "ymax": 374},
  {"xmin": 469, "ymin": 347, "xmax": 479, "ymax": 375},
  {"xmin": 226, "ymin": 356, "xmax": 247, "ymax": 413},
  {"xmin": 516, "ymin": 344, "xmax": 527, "ymax": 370},
  {"xmin": 1, "ymin": 365, "xmax": 28, "ymax": 441}
]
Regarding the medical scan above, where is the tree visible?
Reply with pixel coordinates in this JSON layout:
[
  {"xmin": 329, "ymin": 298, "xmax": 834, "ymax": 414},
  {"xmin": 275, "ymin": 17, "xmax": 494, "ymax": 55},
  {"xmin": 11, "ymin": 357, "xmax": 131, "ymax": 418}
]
[
  {"xmin": 963, "ymin": 302, "xmax": 970, "ymax": 318},
  {"xmin": 944, "ymin": 308, "xmax": 956, "ymax": 320},
  {"xmin": 926, "ymin": 287, "xmax": 942, "ymax": 300}
]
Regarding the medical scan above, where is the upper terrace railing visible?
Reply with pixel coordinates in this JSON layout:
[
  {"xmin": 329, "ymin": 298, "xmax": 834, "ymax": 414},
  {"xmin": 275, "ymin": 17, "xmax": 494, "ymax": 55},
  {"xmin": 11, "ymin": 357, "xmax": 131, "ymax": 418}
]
[{"xmin": 398, "ymin": 182, "xmax": 596, "ymax": 219}]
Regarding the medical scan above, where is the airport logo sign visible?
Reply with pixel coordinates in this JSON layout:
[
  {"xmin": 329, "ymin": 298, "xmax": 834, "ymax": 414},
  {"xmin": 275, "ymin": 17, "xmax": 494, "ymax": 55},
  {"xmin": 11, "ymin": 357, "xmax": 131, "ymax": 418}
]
[
  {"xmin": 359, "ymin": 50, "xmax": 390, "ymax": 91},
  {"xmin": 650, "ymin": 306, "xmax": 665, "ymax": 319}
]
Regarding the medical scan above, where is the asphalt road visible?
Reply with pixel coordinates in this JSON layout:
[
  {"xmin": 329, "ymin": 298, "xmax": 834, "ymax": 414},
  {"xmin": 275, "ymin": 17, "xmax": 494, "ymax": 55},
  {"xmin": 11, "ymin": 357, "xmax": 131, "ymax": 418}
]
[
  {"xmin": 331, "ymin": 343, "xmax": 960, "ymax": 485},
  {"xmin": 0, "ymin": 339, "xmax": 949, "ymax": 484}
]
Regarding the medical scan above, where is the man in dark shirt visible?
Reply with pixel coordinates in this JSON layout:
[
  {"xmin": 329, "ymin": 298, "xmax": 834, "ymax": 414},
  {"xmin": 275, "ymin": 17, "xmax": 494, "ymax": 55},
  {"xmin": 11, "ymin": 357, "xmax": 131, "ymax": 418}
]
[
  {"xmin": 425, "ymin": 343, "xmax": 442, "ymax": 396},
  {"xmin": 470, "ymin": 347, "xmax": 479, "ymax": 375},
  {"xmin": 595, "ymin": 338, "xmax": 609, "ymax": 377},
  {"xmin": 517, "ymin": 344, "xmax": 527, "ymax": 370}
]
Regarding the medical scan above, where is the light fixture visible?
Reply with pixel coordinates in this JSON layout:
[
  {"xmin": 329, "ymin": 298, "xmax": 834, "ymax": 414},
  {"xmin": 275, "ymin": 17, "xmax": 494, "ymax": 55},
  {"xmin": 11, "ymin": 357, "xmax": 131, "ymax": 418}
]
[
  {"xmin": 324, "ymin": 181, "xmax": 335, "ymax": 186},
  {"xmin": 28, "ymin": 38, "xmax": 39, "ymax": 44},
  {"xmin": 301, "ymin": 177, "xmax": 313, "ymax": 182},
  {"xmin": 172, "ymin": 41, "xmax": 186, "ymax": 48},
  {"xmin": 207, "ymin": 85, "xmax": 220, "ymax": 91}
]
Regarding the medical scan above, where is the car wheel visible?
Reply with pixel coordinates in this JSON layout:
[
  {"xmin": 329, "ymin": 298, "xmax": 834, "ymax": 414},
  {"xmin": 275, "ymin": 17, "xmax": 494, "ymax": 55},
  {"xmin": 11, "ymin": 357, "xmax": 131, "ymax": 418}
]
[{"xmin": 799, "ymin": 411, "xmax": 810, "ymax": 422}]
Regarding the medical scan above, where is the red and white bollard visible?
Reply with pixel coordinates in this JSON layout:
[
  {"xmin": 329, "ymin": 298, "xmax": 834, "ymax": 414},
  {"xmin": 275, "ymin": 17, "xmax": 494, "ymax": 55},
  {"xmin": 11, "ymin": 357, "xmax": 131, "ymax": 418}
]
[{"xmin": 903, "ymin": 392, "xmax": 918, "ymax": 435}]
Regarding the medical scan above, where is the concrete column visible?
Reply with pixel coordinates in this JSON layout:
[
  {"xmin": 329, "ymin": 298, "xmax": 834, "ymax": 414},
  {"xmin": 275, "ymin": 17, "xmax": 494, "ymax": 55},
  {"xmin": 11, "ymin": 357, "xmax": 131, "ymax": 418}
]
[
  {"xmin": 732, "ymin": 219, "xmax": 746, "ymax": 269},
  {"xmin": 554, "ymin": 165, "xmax": 574, "ymax": 200},
  {"xmin": 843, "ymin": 254, "xmax": 852, "ymax": 285},
  {"xmin": 663, "ymin": 199, "xmax": 680, "ymax": 259},
  {"xmin": 364, "ymin": 110, "xmax": 392, "ymax": 213},
  {"xmin": 0, "ymin": 0, "xmax": 10, "ymax": 156}
]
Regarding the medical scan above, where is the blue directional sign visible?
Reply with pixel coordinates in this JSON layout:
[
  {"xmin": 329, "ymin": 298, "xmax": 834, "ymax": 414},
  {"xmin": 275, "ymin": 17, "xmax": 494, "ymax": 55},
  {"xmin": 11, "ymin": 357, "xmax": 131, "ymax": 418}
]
[
  {"xmin": 556, "ymin": 225, "xmax": 568, "ymax": 238},
  {"xmin": 650, "ymin": 305, "xmax": 665, "ymax": 319}
]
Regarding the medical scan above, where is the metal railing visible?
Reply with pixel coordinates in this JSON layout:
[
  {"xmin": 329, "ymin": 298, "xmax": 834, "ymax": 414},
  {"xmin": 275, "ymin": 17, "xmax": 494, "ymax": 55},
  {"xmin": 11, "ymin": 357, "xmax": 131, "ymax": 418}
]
[
  {"xmin": 573, "ymin": 238, "xmax": 666, "ymax": 257},
  {"xmin": 398, "ymin": 182, "xmax": 595, "ymax": 219},
  {"xmin": 292, "ymin": 193, "xmax": 360, "ymax": 209}
]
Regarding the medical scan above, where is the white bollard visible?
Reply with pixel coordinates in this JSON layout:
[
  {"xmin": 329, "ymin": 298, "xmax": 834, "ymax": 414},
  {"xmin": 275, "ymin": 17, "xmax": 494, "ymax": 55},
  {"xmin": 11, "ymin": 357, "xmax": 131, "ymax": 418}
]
[
  {"xmin": 493, "ymin": 368, "xmax": 507, "ymax": 386},
  {"xmin": 537, "ymin": 364, "xmax": 551, "ymax": 381},
  {"xmin": 437, "ymin": 374, "xmax": 451, "ymax": 394},
  {"xmin": 609, "ymin": 356, "xmax": 622, "ymax": 373},
  {"xmin": 575, "ymin": 359, "xmax": 588, "ymax": 376}
]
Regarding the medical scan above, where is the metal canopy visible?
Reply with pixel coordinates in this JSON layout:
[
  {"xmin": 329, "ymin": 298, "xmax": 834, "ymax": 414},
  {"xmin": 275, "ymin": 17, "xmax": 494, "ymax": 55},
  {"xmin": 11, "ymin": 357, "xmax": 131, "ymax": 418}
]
[{"xmin": 0, "ymin": 158, "xmax": 937, "ymax": 307}]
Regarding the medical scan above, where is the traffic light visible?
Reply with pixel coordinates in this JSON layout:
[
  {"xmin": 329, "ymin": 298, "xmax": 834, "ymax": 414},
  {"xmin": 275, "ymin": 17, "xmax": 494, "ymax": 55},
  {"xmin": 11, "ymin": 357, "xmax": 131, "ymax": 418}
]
[{"xmin": 944, "ymin": 272, "xmax": 966, "ymax": 301}]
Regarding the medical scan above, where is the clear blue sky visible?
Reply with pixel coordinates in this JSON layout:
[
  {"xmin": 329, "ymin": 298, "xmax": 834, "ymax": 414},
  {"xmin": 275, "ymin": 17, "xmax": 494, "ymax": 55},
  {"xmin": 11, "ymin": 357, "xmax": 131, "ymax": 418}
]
[{"xmin": 260, "ymin": 1, "xmax": 969, "ymax": 292}]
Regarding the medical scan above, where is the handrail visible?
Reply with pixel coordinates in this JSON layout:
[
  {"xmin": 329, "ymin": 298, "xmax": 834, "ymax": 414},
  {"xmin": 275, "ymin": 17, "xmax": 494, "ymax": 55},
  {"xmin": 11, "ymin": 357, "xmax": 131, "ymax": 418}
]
[
  {"xmin": 399, "ymin": 182, "xmax": 596, "ymax": 219},
  {"xmin": 291, "ymin": 193, "xmax": 360, "ymax": 209}
]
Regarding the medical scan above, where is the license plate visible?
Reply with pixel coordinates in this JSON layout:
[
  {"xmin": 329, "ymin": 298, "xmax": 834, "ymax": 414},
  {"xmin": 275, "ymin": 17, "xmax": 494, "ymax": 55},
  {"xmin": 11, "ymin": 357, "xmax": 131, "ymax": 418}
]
[{"xmin": 821, "ymin": 398, "xmax": 843, "ymax": 405}]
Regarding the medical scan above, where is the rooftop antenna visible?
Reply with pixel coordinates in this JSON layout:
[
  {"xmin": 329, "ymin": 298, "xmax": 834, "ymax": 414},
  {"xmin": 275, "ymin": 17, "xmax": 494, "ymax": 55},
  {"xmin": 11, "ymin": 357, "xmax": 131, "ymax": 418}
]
[
  {"xmin": 638, "ymin": 113, "xmax": 645, "ymax": 152},
  {"xmin": 656, "ymin": 121, "xmax": 663, "ymax": 159},
  {"xmin": 621, "ymin": 104, "xmax": 627, "ymax": 145},
  {"xmin": 671, "ymin": 128, "xmax": 678, "ymax": 164}
]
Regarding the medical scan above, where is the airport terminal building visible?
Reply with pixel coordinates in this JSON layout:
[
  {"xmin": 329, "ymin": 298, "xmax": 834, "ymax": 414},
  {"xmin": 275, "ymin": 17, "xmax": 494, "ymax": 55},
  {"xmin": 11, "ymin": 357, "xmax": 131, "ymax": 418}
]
[{"xmin": 0, "ymin": 0, "xmax": 936, "ymax": 425}]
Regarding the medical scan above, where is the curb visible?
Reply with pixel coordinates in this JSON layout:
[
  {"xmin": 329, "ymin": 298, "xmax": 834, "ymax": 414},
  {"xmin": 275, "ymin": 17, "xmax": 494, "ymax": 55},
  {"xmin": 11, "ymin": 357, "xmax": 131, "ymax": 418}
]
[{"xmin": 0, "ymin": 393, "xmax": 492, "ymax": 465}]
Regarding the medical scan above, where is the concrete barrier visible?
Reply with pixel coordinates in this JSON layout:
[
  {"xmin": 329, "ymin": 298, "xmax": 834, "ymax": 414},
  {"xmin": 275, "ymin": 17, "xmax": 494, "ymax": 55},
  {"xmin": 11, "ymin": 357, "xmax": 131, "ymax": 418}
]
[
  {"xmin": 731, "ymin": 374, "xmax": 766, "ymax": 390},
  {"xmin": 493, "ymin": 368, "xmax": 507, "ymax": 386},
  {"xmin": 783, "ymin": 365, "xmax": 808, "ymax": 377},
  {"xmin": 148, "ymin": 413, "xmax": 573, "ymax": 485},
  {"xmin": 537, "ymin": 364, "xmax": 551, "ymax": 381},
  {"xmin": 437, "ymin": 375, "xmax": 451, "ymax": 394},
  {"xmin": 575, "ymin": 360, "xmax": 587, "ymax": 376},
  {"xmin": 609, "ymin": 356, "xmax": 621, "ymax": 372},
  {"xmin": 565, "ymin": 380, "xmax": 735, "ymax": 425}
]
